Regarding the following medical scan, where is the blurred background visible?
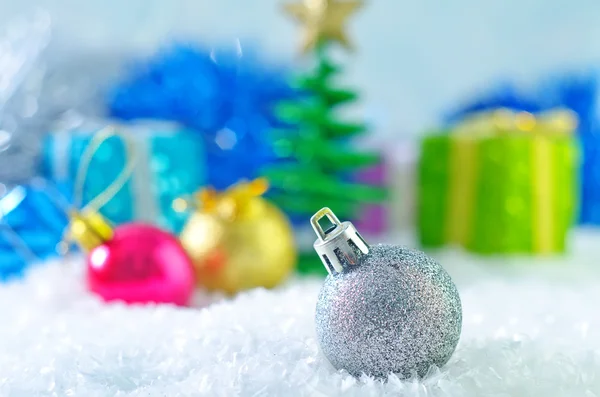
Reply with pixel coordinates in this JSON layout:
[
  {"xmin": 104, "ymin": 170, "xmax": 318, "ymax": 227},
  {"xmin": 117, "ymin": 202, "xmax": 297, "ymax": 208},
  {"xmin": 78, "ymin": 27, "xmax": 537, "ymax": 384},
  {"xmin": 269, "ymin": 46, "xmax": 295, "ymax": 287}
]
[
  {"xmin": 1, "ymin": 0, "xmax": 599, "ymax": 300},
  {"xmin": 5, "ymin": 0, "xmax": 600, "ymax": 136}
]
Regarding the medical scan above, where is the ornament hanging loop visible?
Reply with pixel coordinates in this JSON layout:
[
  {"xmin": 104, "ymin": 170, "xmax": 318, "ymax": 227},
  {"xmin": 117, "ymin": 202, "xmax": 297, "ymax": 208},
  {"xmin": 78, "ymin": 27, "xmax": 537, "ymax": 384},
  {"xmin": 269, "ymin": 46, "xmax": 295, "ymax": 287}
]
[
  {"xmin": 311, "ymin": 207, "xmax": 342, "ymax": 241},
  {"xmin": 73, "ymin": 125, "xmax": 137, "ymax": 214},
  {"xmin": 64, "ymin": 125, "xmax": 138, "ymax": 252},
  {"xmin": 311, "ymin": 207, "xmax": 369, "ymax": 275}
]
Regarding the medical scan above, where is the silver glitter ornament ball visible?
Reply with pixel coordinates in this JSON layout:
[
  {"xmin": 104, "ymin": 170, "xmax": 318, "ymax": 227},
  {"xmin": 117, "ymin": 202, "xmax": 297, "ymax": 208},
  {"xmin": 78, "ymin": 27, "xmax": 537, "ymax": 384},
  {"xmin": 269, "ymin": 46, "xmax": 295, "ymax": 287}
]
[{"xmin": 311, "ymin": 208, "xmax": 462, "ymax": 378}]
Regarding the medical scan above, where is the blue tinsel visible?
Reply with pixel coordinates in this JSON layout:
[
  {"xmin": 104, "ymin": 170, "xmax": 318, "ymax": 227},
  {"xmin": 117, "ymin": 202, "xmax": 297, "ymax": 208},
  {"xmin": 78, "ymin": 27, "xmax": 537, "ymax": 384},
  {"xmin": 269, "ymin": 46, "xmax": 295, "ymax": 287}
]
[
  {"xmin": 447, "ymin": 72, "xmax": 600, "ymax": 225},
  {"xmin": 108, "ymin": 43, "xmax": 298, "ymax": 190},
  {"xmin": 0, "ymin": 182, "xmax": 68, "ymax": 281}
]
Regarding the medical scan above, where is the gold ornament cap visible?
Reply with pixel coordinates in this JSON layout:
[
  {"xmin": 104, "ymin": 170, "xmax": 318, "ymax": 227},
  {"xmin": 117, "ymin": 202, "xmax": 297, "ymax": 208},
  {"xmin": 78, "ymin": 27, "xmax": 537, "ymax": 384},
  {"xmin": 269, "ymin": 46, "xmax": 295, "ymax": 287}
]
[
  {"xmin": 311, "ymin": 207, "xmax": 369, "ymax": 275},
  {"xmin": 68, "ymin": 210, "xmax": 114, "ymax": 252}
]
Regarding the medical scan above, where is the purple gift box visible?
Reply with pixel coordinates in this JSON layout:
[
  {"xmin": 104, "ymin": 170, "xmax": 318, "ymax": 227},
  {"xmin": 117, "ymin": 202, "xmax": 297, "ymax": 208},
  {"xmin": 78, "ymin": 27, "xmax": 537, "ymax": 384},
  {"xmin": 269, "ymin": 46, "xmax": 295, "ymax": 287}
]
[
  {"xmin": 354, "ymin": 140, "xmax": 419, "ymax": 236},
  {"xmin": 355, "ymin": 159, "xmax": 388, "ymax": 235}
]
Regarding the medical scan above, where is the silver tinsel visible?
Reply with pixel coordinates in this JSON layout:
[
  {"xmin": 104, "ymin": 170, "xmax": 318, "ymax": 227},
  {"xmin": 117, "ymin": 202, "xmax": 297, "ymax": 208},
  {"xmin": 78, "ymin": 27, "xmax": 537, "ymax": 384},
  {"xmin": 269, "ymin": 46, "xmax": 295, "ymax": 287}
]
[
  {"xmin": 315, "ymin": 244, "xmax": 462, "ymax": 378},
  {"xmin": 0, "ymin": 12, "xmax": 124, "ymax": 186}
]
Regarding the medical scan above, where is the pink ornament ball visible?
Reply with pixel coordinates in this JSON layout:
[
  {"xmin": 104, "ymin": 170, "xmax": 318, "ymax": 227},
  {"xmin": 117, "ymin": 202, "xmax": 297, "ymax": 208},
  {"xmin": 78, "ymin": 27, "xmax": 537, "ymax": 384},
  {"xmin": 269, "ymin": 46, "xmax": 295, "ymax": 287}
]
[{"xmin": 86, "ymin": 223, "xmax": 196, "ymax": 306}]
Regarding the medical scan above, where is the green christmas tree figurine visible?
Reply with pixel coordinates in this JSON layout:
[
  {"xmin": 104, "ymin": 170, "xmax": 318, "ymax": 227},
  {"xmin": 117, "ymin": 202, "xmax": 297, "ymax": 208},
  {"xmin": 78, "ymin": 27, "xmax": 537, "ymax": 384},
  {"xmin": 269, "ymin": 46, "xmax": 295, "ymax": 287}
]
[
  {"xmin": 266, "ymin": 0, "xmax": 385, "ymax": 219},
  {"xmin": 264, "ymin": 0, "xmax": 386, "ymax": 273}
]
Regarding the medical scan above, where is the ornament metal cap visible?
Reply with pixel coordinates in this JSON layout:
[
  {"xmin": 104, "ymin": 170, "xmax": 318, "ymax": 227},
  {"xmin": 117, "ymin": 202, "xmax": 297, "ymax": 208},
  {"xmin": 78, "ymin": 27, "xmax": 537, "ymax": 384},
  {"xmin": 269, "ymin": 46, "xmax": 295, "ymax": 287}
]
[
  {"xmin": 68, "ymin": 210, "xmax": 114, "ymax": 252},
  {"xmin": 311, "ymin": 207, "xmax": 369, "ymax": 275}
]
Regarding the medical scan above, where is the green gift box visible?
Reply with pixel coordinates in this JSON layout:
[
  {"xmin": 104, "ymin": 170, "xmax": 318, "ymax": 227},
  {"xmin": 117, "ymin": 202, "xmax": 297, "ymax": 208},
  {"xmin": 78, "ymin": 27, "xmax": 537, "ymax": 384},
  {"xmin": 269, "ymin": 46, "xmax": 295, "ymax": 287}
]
[{"xmin": 418, "ymin": 109, "xmax": 579, "ymax": 254}]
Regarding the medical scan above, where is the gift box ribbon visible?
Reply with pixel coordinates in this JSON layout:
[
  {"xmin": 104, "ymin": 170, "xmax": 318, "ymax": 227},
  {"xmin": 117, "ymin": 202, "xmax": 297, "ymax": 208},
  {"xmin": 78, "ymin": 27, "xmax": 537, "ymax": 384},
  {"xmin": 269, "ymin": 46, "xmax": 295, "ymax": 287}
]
[
  {"xmin": 452, "ymin": 108, "xmax": 577, "ymax": 138},
  {"xmin": 445, "ymin": 108, "xmax": 577, "ymax": 253}
]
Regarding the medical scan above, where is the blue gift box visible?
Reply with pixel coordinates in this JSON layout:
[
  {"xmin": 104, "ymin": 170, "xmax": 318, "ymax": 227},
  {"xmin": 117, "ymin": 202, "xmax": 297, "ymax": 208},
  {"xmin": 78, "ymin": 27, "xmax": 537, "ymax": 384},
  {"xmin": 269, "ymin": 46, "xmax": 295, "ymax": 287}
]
[
  {"xmin": 41, "ymin": 120, "xmax": 205, "ymax": 233},
  {"xmin": 0, "ymin": 182, "xmax": 68, "ymax": 281}
]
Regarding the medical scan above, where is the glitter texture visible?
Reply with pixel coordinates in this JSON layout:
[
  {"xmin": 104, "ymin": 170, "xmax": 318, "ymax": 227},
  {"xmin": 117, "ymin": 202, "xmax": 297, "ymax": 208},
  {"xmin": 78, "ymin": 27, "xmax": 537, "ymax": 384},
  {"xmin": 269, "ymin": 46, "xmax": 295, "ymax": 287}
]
[{"xmin": 315, "ymin": 244, "xmax": 462, "ymax": 378}]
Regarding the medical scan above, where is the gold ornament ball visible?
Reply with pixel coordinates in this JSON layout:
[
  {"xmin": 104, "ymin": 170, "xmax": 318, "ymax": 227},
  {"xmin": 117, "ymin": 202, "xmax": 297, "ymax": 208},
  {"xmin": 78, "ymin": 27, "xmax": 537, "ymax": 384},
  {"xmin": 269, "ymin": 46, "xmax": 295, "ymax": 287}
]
[{"xmin": 178, "ymin": 178, "xmax": 297, "ymax": 294}]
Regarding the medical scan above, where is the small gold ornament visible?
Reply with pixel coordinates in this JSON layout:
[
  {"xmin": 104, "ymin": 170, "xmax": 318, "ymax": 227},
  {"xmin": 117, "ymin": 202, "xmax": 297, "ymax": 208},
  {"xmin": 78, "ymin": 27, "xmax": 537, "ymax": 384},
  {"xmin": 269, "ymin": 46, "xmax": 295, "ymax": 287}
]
[
  {"xmin": 283, "ymin": 0, "xmax": 363, "ymax": 53},
  {"xmin": 178, "ymin": 178, "xmax": 297, "ymax": 294}
]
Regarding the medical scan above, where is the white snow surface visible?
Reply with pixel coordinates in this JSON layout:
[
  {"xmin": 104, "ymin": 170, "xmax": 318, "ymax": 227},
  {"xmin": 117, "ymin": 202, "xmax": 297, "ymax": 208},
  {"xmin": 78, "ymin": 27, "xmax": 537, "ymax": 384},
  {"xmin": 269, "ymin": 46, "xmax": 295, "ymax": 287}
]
[{"xmin": 2, "ymin": 231, "xmax": 600, "ymax": 397}]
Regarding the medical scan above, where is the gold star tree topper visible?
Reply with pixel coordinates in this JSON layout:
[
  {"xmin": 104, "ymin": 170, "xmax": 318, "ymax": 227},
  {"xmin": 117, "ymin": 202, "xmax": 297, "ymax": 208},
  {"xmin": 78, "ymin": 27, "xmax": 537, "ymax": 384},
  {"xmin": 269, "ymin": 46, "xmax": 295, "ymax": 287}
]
[{"xmin": 283, "ymin": 0, "xmax": 364, "ymax": 53}]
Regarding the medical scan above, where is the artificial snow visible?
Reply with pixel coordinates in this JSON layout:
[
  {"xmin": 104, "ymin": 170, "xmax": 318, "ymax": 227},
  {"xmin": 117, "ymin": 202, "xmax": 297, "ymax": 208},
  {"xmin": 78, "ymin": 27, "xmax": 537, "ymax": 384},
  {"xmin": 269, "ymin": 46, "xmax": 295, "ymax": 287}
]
[{"xmin": 1, "ymin": 231, "xmax": 600, "ymax": 396}]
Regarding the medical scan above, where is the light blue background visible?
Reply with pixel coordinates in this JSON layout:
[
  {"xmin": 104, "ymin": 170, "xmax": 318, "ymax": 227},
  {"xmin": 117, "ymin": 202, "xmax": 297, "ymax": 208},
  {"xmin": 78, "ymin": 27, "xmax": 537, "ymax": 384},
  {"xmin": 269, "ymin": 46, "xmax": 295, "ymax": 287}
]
[{"xmin": 2, "ymin": 0, "xmax": 600, "ymax": 139}]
